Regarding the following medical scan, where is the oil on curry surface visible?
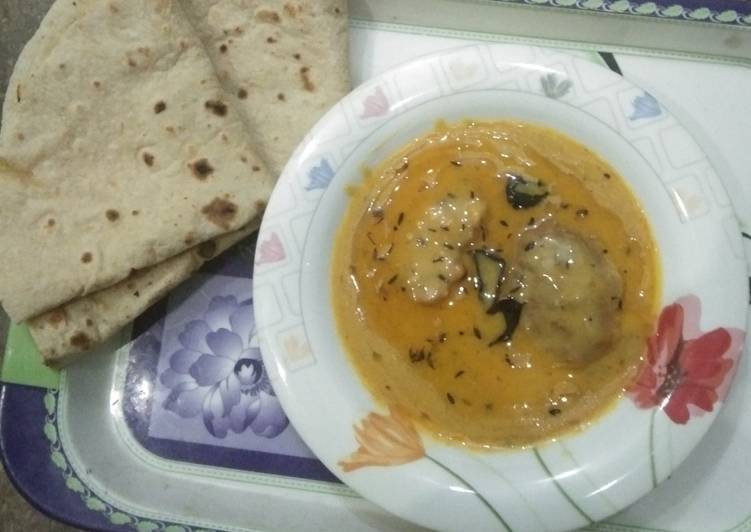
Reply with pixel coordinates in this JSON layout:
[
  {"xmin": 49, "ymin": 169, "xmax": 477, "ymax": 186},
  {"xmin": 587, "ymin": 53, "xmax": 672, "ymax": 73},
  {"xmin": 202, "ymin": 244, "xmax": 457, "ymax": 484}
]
[{"xmin": 332, "ymin": 120, "xmax": 660, "ymax": 448}]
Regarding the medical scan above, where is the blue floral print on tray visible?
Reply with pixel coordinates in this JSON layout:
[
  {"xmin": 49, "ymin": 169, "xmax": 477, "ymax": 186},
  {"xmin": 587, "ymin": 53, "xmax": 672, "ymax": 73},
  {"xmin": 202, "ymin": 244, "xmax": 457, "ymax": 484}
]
[
  {"xmin": 150, "ymin": 276, "xmax": 306, "ymax": 455},
  {"xmin": 121, "ymin": 236, "xmax": 338, "ymax": 482}
]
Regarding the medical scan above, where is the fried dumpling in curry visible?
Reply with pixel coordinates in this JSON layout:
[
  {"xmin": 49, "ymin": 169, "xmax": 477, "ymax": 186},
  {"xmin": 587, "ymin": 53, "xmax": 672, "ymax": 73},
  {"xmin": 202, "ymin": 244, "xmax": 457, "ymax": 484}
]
[{"xmin": 515, "ymin": 224, "xmax": 623, "ymax": 365}]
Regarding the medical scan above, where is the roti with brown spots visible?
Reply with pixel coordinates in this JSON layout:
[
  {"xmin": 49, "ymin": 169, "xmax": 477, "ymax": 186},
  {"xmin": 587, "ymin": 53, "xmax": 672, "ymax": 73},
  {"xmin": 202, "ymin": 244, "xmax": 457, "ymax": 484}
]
[
  {"xmin": 15, "ymin": 0, "xmax": 351, "ymax": 366},
  {"xmin": 0, "ymin": 0, "xmax": 274, "ymax": 323},
  {"xmin": 181, "ymin": 0, "xmax": 350, "ymax": 175}
]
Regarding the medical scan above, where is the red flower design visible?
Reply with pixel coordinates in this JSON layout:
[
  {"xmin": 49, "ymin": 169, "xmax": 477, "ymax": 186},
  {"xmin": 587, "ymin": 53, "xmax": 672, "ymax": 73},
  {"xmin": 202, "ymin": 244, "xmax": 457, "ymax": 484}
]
[{"xmin": 628, "ymin": 296, "xmax": 744, "ymax": 424}]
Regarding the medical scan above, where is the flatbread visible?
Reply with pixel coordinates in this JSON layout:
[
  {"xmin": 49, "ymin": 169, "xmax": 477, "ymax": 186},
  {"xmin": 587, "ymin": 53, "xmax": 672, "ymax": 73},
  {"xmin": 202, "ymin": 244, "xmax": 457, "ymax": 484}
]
[
  {"xmin": 29, "ymin": 222, "xmax": 258, "ymax": 368},
  {"xmin": 24, "ymin": 0, "xmax": 351, "ymax": 366},
  {"xmin": 181, "ymin": 0, "xmax": 350, "ymax": 174},
  {"xmin": 0, "ymin": 0, "xmax": 274, "ymax": 322}
]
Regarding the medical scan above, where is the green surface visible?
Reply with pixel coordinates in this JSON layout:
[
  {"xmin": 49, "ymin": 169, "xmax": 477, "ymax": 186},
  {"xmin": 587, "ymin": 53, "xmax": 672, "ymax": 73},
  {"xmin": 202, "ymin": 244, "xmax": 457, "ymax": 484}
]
[{"xmin": 1, "ymin": 324, "xmax": 59, "ymax": 389}]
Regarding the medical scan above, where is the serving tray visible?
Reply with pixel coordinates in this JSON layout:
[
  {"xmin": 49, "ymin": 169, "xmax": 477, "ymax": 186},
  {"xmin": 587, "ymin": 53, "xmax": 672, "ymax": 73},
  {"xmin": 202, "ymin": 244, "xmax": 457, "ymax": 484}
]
[{"xmin": 1, "ymin": 22, "xmax": 750, "ymax": 532}]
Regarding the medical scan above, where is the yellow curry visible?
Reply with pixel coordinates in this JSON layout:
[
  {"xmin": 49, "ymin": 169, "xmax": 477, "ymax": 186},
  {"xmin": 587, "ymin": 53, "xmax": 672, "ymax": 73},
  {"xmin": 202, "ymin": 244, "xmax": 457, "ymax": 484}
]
[{"xmin": 332, "ymin": 120, "xmax": 659, "ymax": 448}]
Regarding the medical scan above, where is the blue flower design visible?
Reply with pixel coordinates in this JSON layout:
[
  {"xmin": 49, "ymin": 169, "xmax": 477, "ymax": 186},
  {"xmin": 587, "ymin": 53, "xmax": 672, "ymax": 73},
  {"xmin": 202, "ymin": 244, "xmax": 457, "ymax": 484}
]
[
  {"xmin": 629, "ymin": 92, "xmax": 661, "ymax": 120},
  {"xmin": 541, "ymin": 73, "xmax": 573, "ymax": 99},
  {"xmin": 306, "ymin": 158, "xmax": 335, "ymax": 191},
  {"xmin": 159, "ymin": 295, "xmax": 289, "ymax": 439}
]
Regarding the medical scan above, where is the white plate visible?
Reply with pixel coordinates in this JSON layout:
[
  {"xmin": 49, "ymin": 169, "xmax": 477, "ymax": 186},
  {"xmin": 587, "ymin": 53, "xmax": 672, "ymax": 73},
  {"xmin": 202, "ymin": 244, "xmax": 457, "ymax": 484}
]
[{"xmin": 254, "ymin": 44, "xmax": 747, "ymax": 532}]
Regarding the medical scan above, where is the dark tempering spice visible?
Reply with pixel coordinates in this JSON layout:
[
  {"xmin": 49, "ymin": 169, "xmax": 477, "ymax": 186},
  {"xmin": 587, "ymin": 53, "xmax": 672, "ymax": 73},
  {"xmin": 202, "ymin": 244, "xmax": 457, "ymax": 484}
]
[
  {"xmin": 454, "ymin": 370, "xmax": 465, "ymax": 378},
  {"xmin": 409, "ymin": 347, "xmax": 428, "ymax": 363},
  {"xmin": 446, "ymin": 393, "xmax": 455, "ymax": 405},
  {"xmin": 473, "ymin": 327, "xmax": 482, "ymax": 340}
]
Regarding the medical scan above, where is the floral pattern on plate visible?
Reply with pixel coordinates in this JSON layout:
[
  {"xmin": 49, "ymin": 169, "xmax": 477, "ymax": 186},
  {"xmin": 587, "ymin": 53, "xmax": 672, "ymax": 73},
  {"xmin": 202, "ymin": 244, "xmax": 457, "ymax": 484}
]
[{"xmin": 629, "ymin": 295, "xmax": 745, "ymax": 424}]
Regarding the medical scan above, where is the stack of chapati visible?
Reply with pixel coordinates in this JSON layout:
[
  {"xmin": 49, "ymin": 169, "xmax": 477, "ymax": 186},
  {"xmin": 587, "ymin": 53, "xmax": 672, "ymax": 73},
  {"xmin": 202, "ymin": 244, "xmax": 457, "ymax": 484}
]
[{"xmin": 0, "ymin": 0, "xmax": 349, "ymax": 367}]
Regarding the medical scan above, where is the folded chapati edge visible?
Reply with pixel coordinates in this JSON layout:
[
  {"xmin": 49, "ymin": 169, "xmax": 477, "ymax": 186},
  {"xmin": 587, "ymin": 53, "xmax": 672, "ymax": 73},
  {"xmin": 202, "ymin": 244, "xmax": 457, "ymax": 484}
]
[{"xmin": 28, "ymin": 221, "xmax": 259, "ymax": 369}]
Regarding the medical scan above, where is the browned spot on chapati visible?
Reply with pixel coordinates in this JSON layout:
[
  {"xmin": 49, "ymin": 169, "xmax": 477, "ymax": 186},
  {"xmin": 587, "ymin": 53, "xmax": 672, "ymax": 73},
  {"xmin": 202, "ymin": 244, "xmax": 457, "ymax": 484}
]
[
  {"xmin": 237, "ymin": 88, "xmax": 248, "ymax": 99},
  {"xmin": 201, "ymin": 198, "xmax": 238, "ymax": 229},
  {"xmin": 93, "ymin": 80, "xmax": 101, "ymax": 89},
  {"xmin": 219, "ymin": 43, "xmax": 228, "ymax": 53},
  {"xmin": 47, "ymin": 218, "xmax": 56, "ymax": 227},
  {"xmin": 106, "ymin": 209, "xmax": 120, "ymax": 222},
  {"xmin": 197, "ymin": 240, "xmax": 218, "ymax": 259},
  {"xmin": 190, "ymin": 158, "xmax": 214, "ymax": 180},
  {"xmin": 70, "ymin": 331, "xmax": 92, "ymax": 351},
  {"xmin": 127, "ymin": 57, "xmax": 137, "ymax": 68},
  {"xmin": 266, "ymin": 36, "xmax": 277, "ymax": 44},
  {"xmin": 334, "ymin": 6, "xmax": 342, "ymax": 14},
  {"xmin": 16, "ymin": 133, "xmax": 25, "ymax": 141},
  {"xmin": 299, "ymin": 66, "xmax": 315, "ymax": 92},
  {"xmin": 81, "ymin": 252, "xmax": 92, "ymax": 263},
  {"xmin": 16, "ymin": 84, "xmax": 21, "ymax": 103},
  {"xmin": 256, "ymin": 10, "xmax": 280, "ymax": 23},
  {"xmin": 293, "ymin": 53, "xmax": 301, "ymax": 60},
  {"xmin": 252, "ymin": 165, "xmax": 261, "ymax": 172},
  {"xmin": 143, "ymin": 152, "xmax": 155, "ymax": 166},
  {"xmin": 205, "ymin": 100, "xmax": 228, "ymax": 116},
  {"xmin": 154, "ymin": 101, "xmax": 166, "ymax": 114},
  {"xmin": 277, "ymin": 92, "xmax": 286, "ymax": 101},
  {"xmin": 47, "ymin": 308, "xmax": 68, "ymax": 325},
  {"xmin": 86, "ymin": 318, "xmax": 94, "ymax": 327},
  {"xmin": 184, "ymin": 233, "xmax": 194, "ymax": 245},
  {"xmin": 131, "ymin": 210, "xmax": 140, "ymax": 216}
]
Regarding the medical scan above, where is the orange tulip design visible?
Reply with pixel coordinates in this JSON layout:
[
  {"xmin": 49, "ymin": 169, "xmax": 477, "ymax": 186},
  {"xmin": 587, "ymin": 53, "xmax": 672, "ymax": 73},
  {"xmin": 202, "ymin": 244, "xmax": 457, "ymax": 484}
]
[
  {"xmin": 338, "ymin": 407, "xmax": 425, "ymax": 472},
  {"xmin": 338, "ymin": 406, "xmax": 511, "ymax": 530}
]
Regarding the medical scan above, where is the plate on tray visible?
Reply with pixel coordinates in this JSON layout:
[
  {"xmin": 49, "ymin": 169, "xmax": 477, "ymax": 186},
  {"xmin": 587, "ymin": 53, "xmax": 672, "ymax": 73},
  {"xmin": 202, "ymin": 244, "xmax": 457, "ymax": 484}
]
[{"xmin": 253, "ymin": 44, "xmax": 748, "ymax": 532}]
